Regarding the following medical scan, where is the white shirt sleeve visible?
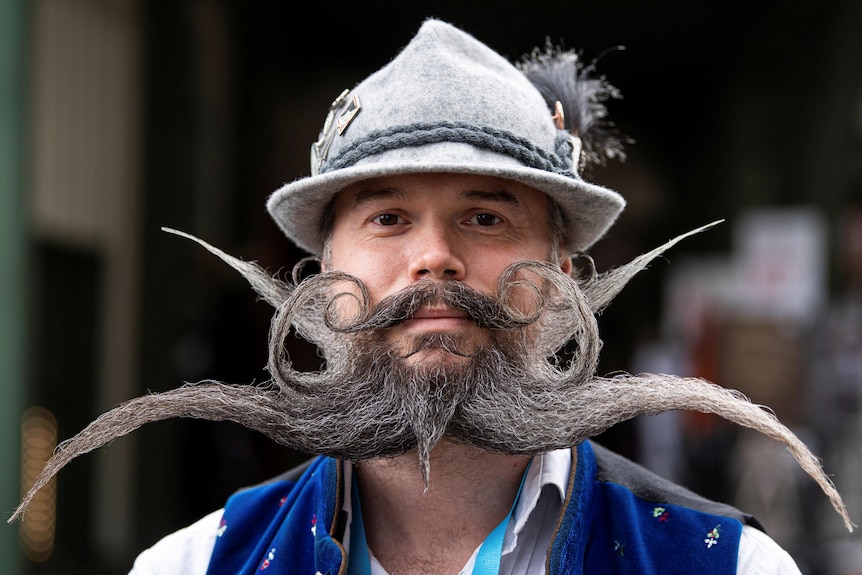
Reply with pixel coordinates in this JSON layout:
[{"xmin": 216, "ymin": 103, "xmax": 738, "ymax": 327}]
[
  {"xmin": 127, "ymin": 509, "xmax": 222, "ymax": 575},
  {"xmin": 737, "ymin": 525, "xmax": 803, "ymax": 575}
]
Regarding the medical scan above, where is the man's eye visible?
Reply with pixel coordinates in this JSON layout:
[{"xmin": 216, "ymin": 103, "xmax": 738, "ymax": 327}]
[
  {"xmin": 373, "ymin": 214, "xmax": 400, "ymax": 226},
  {"xmin": 472, "ymin": 213, "xmax": 501, "ymax": 226}
]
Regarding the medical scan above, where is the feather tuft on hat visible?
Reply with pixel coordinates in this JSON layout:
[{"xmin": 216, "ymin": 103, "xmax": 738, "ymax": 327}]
[{"xmin": 517, "ymin": 41, "xmax": 629, "ymax": 173}]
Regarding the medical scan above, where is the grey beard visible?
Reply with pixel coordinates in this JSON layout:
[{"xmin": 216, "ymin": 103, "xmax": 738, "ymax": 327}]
[{"xmin": 9, "ymin": 224, "xmax": 854, "ymax": 532}]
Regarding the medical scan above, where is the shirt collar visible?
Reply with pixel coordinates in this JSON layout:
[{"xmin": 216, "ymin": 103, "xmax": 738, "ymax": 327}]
[{"xmin": 510, "ymin": 448, "xmax": 572, "ymax": 537}]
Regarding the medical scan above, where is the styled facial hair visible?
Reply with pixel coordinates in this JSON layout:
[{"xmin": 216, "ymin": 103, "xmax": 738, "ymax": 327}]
[{"xmin": 8, "ymin": 223, "xmax": 854, "ymax": 532}]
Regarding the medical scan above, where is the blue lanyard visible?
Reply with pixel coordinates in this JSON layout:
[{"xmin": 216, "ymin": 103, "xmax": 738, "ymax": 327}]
[
  {"xmin": 472, "ymin": 460, "xmax": 532, "ymax": 575},
  {"xmin": 348, "ymin": 473, "xmax": 372, "ymax": 575},
  {"xmin": 348, "ymin": 460, "xmax": 532, "ymax": 575}
]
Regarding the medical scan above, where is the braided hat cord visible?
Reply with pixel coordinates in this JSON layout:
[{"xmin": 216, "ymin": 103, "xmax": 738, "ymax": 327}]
[{"xmin": 326, "ymin": 121, "xmax": 576, "ymax": 176}]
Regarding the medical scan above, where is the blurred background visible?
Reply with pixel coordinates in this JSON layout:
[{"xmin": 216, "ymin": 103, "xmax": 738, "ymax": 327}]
[{"xmin": 2, "ymin": 0, "xmax": 861, "ymax": 573}]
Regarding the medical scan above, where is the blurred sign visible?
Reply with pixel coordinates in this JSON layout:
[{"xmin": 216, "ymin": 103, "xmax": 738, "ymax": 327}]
[{"xmin": 733, "ymin": 208, "xmax": 827, "ymax": 324}]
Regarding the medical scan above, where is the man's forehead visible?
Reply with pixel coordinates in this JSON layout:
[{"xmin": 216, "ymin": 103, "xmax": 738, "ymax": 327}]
[{"xmin": 338, "ymin": 173, "xmax": 546, "ymax": 210}]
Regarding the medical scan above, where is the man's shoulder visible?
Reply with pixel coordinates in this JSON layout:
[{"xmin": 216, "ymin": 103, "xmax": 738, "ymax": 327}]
[
  {"xmin": 223, "ymin": 455, "xmax": 336, "ymax": 523},
  {"xmin": 239, "ymin": 455, "xmax": 320, "ymax": 491},
  {"xmin": 738, "ymin": 526, "xmax": 803, "ymax": 574},
  {"xmin": 129, "ymin": 457, "xmax": 331, "ymax": 574},
  {"xmin": 589, "ymin": 441, "xmax": 763, "ymax": 530},
  {"xmin": 586, "ymin": 442, "xmax": 802, "ymax": 572},
  {"xmin": 557, "ymin": 442, "xmax": 772, "ymax": 573},
  {"xmin": 129, "ymin": 509, "xmax": 223, "ymax": 575}
]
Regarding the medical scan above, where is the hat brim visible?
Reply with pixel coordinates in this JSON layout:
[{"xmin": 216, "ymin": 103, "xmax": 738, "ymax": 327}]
[{"xmin": 266, "ymin": 142, "xmax": 625, "ymax": 255}]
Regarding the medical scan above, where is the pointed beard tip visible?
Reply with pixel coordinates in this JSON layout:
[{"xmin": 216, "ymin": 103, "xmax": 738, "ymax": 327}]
[{"xmin": 418, "ymin": 453, "xmax": 432, "ymax": 491}]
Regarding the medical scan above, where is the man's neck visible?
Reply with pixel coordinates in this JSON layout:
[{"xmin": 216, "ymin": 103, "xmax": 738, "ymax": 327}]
[{"xmin": 355, "ymin": 442, "xmax": 531, "ymax": 575}]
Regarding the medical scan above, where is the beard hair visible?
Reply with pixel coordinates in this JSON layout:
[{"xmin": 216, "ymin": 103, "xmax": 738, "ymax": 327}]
[{"xmin": 9, "ymin": 224, "xmax": 854, "ymax": 531}]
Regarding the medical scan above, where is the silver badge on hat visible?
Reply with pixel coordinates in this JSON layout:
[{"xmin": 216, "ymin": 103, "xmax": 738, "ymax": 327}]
[
  {"xmin": 310, "ymin": 89, "xmax": 362, "ymax": 175},
  {"xmin": 336, "ymin": 95, "xmax": 361, "ymax": 135}
]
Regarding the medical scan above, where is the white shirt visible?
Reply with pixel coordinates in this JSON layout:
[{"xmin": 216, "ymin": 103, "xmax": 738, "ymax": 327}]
[{"xmin": 130, "ymin": 449, "xmax": 802, "ymax": 574}]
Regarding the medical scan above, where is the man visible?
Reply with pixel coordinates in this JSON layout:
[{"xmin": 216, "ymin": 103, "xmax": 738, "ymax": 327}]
[{"xmin": 11, "ymin": 18, "xmax": 851, "ymax": 574}]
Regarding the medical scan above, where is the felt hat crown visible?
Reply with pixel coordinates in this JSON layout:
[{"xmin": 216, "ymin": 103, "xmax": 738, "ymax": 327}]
[{"xmin": 266, "ymin": 18, "xmax": 625, "ymax": 255}]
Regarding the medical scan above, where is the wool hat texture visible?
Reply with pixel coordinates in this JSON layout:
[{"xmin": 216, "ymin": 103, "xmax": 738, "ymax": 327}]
[{"xmin": 266, "ymin": 18, "xmax": 625, "ymax": 255}]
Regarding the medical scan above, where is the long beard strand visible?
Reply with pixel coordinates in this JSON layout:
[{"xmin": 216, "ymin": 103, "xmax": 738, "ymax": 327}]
[{"xmin": 9, "ymin": 224, "xmax": 854, "ymax": 533}]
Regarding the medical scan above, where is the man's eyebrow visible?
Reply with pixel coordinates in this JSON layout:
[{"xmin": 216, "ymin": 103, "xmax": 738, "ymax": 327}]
[
  {"xmin": 461, "ymin": 189, "xmax": 523, "ymax": 207},
  {"xmin": 351, "ymin": 187, "xmax": 408, "ymax": 206}
]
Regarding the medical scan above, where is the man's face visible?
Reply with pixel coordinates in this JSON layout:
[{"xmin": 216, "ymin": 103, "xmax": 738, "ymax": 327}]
[{"xmin": 327, "ymin": 173, "xmax": 572, "ymax": 360}]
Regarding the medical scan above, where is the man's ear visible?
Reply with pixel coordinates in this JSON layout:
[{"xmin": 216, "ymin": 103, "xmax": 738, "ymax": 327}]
[{"xmin": 557, "ymin": 245, "xmax": 573, "ymax": 276}]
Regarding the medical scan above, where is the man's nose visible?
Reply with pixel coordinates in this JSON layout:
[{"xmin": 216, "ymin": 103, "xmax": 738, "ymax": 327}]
[{"xmin": 408, "ymin": 224, "xmax": 465, "ymax": 281}]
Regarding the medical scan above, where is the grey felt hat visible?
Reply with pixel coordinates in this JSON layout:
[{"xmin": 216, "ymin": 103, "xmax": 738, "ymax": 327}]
[{"xmin": 266, "ymin": 18, "xmax": 625, "ymax": 255}]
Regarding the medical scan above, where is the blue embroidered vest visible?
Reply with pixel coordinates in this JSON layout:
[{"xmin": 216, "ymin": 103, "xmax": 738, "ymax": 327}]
[{"xmin": 206, "ymin": 441, "xmax": 759, "ymax": 574}]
